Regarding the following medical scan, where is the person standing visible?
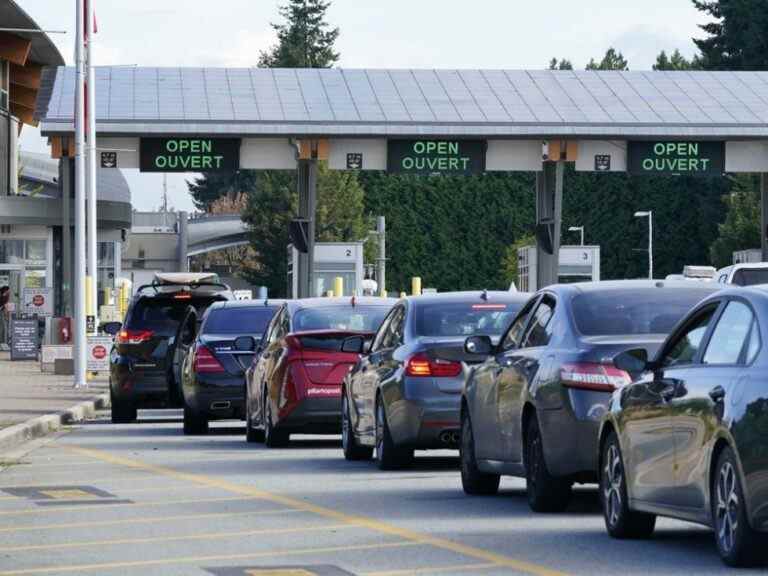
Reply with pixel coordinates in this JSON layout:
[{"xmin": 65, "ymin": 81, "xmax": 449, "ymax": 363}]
[{"xmin": 0, "ymin": 286, "xmax": 9, "ymax": 350}]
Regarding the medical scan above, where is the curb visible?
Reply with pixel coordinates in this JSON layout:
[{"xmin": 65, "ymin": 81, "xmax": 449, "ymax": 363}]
[{"xmin": 0, "ymin": 393, "xmax": 111, "ymax": 454}]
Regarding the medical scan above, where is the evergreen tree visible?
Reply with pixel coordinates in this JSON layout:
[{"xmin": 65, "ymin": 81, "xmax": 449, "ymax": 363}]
[
  {"xmin": 548, "ymin": 58, "xmax": 574, "ymax": 70},
  {"xmin": 653, "ymin": 49, "xmax": 702, "ymax": 70},
  {"xmin": 259, "ymin": 0, "xmax": 340, "ymax": 68},
  {"xmin": 709, "ymin": 176, "xmax": 761, "ymax": 267},
  {"xmin": 693, "ymin": 0, "xmax": 768, "ymax": 70},
  {"xmin": 586, "ymin": 48, "xmax": 629, "ymax": 70},
  {"xmin": 187, "ymin": 171, "xmax": 258, "ymax": 211}
]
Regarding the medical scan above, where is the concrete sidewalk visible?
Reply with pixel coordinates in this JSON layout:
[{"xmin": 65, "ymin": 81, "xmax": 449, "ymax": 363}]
[{"xmin": 0, "ymin": 351, "xmax": 110, "ymax": 452}]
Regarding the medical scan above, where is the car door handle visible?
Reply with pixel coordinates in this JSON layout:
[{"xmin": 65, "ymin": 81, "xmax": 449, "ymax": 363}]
[{"xmin": 709, "ymin": 385, "xmax": 726, "ymax": 403}]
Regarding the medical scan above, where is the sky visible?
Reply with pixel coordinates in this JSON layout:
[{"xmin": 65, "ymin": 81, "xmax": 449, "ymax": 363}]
[{"xmin": 18, "ymin": 0, "xmax": 706, "ymax": 212}]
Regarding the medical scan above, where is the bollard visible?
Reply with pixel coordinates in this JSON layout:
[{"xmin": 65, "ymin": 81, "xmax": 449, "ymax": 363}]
[
  {"xmin": 85, "ymin": 276, "xmax": 95, "ymax": 333},
  {"xmin": 257, "ymin": 286, "xmax": 268, "ymax": 300},
  {"xmin": 334, "ymin": 276, "xmax": 344, "ymax": 298},
  {"xmin": 411, "ymin": 277, "xmax": 422, "ymax": 296},
  {"xmin": 399, "ymin": 291, "xmax": 407, "ymax": 299},
  {"xmin": 325, "ymin": 290, "xmax": 334, "ymax": 297}
]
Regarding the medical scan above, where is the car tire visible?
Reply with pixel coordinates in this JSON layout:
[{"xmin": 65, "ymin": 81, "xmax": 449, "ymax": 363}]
[
  {"xmin": 525, "ymin": 415, "xmax": 572, "ymax": 512},
  {"xmin": 183, "ymin": 406, "xmax": 209, "ymax": 436},
  {"xmin": 263, "ymin": 394, "xmax": 289, "ymax": 448},
  {"xmin": 712, "ymin": 446, "xmax": 766, "ymax": 567},
  {"xmin": 342, "ymin": 393, "xmax": 372, "ymax": 461},
  {"xmin": 460, "ymin": 410, "xmax": 500, "ymax": 495},
  {"xmin": 245, "ymin": 393, "xmax": 264, "ymax": 444},
  {"xmin": 375, "ymin": 398, "xmax": 409, "ymax": 470},
  {"xmin": 601, "ymin": 431, "xmax": 656, "ymax": 539},
  {"xmin": 110, "ymin": 388, "xmax": 137, "ymax": 424}
]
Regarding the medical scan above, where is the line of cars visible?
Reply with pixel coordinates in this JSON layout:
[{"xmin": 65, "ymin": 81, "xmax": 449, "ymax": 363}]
[{"xmin": 104, "ymin": 272, "xmax": 768, "ymax": 567}]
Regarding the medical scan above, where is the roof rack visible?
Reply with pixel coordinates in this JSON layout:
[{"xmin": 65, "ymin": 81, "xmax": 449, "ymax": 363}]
[{"xmin": 135, "ymin": 281, "xmax": 231, "ymax": 295}]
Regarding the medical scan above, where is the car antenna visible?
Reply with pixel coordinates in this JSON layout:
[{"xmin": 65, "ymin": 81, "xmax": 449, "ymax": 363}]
[{"xmin": 481, "ymin": 289, "xmax": 488, "ymax": 301}]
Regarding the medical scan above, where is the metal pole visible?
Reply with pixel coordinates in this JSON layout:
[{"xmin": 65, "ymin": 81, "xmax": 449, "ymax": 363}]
[
  {"xmin": 74, "ymin": 0, "xmax": 87, "ymax": 387},
  {"xmin": 761, "ymin": 174, "xmax": 768, "ymax": 262},
  {"xmin": 648, "ymin": 211, "xmax": 653, "ymax": 280},
  {"xmin": 85, "ymin": 0, "xmax": 98, "ymax": 334},
  {"xmin": 580, "ymin": 228, "xmax": 584, "ymax": 246},
  {"xmin": 377, "ymin": 216, "xmax": 386, "ymax": 297},
  {"xmin": 307, "ymin": 159, "xmax": 317, "ymax": 298},
  {"xmin": 61, "ymin": 159, "xmax": 72, "ymax": 317},
  {"xmin": 178, "ymin": 211, "xmax": 189, "ymax": 272},
  {"xmin": 296, "ymin": 159, "xmax": 309, "ymax": 298}
]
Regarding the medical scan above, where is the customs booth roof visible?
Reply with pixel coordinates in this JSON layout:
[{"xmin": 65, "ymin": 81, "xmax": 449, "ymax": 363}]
[{"xmin": 34, "ymin": 67, "xmax": 768, "ymax": 139}]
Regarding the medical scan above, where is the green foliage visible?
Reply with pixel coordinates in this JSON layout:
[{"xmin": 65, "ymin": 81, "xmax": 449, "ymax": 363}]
[
  {"xmin": 693, "ymin": 0, "xmax": 768, "ymax": 70},
  {"xmin": 709, "ymin": 175, "xmax": 761, "ymax": 267},
  {"xmin": 502, "ymin": 234, "xmax": 536, "ymax": 288},
  {"xmin": 586, "ymin": 48, "xmax": 629, "ymax": 71},
  {"xmin": 187, "ymin": 171, "xmax": 259, "ymax": 211},
  {"xmin": 653, "ymin": 49, "xmax": 703, "ymax": 70},
  {"xmin": 548, "ymin": 58, "xmax": 574, "ymax": 70},
  {"xmin": 258, "ymin": 0, "xmax": 340, "ymax": 68}
]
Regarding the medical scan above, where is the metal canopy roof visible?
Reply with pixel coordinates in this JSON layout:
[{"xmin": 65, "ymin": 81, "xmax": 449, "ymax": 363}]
[
  {"xmin": 36, "ymin": 66, "xmax": 768, "ymax": 138},
  {"xmin": 0, "ymin": 0, "xmax": 64, "ymax": 66}
]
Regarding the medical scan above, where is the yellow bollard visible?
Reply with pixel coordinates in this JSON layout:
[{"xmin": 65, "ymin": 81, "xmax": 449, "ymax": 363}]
[
  {"xmin": 380, "ymin": 287, "xmax": 387, "ymax": 298},
  {"xmin": 411, "ymin": 277, "xmax": 422, "ymax": 296},
  {"xmin": 399, "ymin": 291, "xmax": 407, "ymax": 299},
  {"xmin": 325, "ymin": 290, "xmax": 334, "ymax": 297},
  {"xmin": 334, "ymin": 276, "xmax": 344, "ymax": 298}
]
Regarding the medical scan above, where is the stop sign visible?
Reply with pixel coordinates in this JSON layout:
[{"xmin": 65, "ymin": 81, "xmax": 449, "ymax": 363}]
[
  {"xmin": 92, "ymin": 345, "xmax": 107, "ymax": 360},
  {"xmin": 32, "ymin": 295, "xmax": 44, "ymax": 307}
]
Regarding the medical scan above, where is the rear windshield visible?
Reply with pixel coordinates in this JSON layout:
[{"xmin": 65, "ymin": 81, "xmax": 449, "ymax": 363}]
[
  {"xmin": 203, "ymin": 306, "xmax": 277, "ymax": 335},
  {"xmin": 572, "ymin": 288, "xmax": 716, "ymax": 336},
  {"xmin": 414, "ymin": 301, "xmax": 523, "ymax": 337},
  {"xmin": 292, "ymin": 306, "xmax": 390, "ymax": 332},
  {"xmin": 126, "ymin": 297, "xmax": 222, "ymax": 335},
  {"xmin": 732, "ymin": 268, "xmax": 768, "ymax": 286}
]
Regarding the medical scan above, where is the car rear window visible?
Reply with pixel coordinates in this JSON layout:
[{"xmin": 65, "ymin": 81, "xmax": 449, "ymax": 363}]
[
  {"xmin": 732, "ymin": 268, "xmax": 768, "ymax": 286},
  {"xmin": 126, "ymin": 297, "xmax": 223, "ymax": 335},
  {"xmin": 414, "ymin": 301, "xmax": 523, "ymax": 337},
  {"xmin": 203, "ymin": 307, "xmax": 277, "ymax": 335},
  {"xmin": 292, "ymin": 306, "xmax": 390, "ymax": 332},
  {"xmin": 572, "ymin": 288, "xmax": 716, "ymax": 336}
]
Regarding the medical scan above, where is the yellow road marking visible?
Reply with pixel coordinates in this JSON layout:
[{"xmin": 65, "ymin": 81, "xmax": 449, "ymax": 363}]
[
  {"xmin": 245, "ymin": 571, "xmax": 316, "ymax": 576},
  {"xmin": 0, "ymin": 472, "xmax": 165, "ymax": 489},
  {"xmin": 365, "ymin": 563, "xmax": 499, "ymax": 576},
  {"xmin": 0, "ymin": 495, "xmax": 267, "ymax": 517},
  {"xmin": 0, "ymin": 507, "xmax": 302, "ymax": 533},
  {"xmin": 64, "ymin": 445, "xmax": 568, "ymax": 576},
  {"xmin": 0, "ymin": 523, "xmax": 351, "ymax": 552},
  {"xmin": 0, "ymin": 540, "xmax": 418, "ymax": 575},
  {"xmin": 38, "ymin": 489, "xmax": 98, "ymax": 500}
]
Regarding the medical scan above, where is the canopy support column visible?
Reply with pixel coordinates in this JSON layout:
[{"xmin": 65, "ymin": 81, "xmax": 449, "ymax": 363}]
[
  {"xmin": 297, "ymin": 158, "xmax": 317, "ymax": 298},
  {"xmin": 762, "ymin": 174, "xmax": 768, "ymax": 262},
  {"xmin": 535, "ymin": 161, "xmax": 563, "ymax": 288}
]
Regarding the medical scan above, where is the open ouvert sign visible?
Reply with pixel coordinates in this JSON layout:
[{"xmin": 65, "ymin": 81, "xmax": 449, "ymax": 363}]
[
  {"xmin": 628, "ymin": 141, "xmax": 725, "ymax": 177},
  {"xmin": 140, "ymin": 138, "xmax": 241, "ymax": 172}
]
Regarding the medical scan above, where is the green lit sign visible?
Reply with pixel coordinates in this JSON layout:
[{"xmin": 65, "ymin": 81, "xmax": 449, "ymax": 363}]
[
  {"xmin": 140, "ymin": 138, "xmax": 240, "ymax": 172},
  {"xmin": 387, "ymin": 140, "xmax": 485, "ymax": 175},
  {"xmin": 628, "ymin": 141, "xmax": 724, "ymax": 176}
]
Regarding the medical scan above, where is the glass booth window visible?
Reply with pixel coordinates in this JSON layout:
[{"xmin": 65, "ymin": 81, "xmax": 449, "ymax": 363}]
[
  {"xmin": 0, "ymin": 240, "xmax": 24, "ymax": 264},
  {"xmin": 25, "ymin": 240, "xmax": 47, "ymax": 265}
]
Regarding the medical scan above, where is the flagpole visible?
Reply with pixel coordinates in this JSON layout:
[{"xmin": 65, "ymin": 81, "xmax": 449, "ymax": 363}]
[
  {"xmin": 85, "ymin": 0, "xmax": 98, "ymax": 340},
  {"xmin": 74, "ymin": 0, "xmax": 87, "ymax": 388}
]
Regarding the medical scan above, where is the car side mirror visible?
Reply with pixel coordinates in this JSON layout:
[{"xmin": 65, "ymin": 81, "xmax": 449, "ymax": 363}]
[
  {"xmin": 342, "ymin": 335, "xmax": 366, "ymax": 354},
  {"xmin": 234, "ymin": 335, "xmax": 256, "ymax": 352},
  {"xmin": 465, "ymin": 335, "xmax": 493, "ymax": 356},
  {"xmin": 614, "ymin": 349, "xmax": 649, "ymax": 374},
  {"xmin": 102, "ymin": 321, "xmax": 122, "ymax": 336}
]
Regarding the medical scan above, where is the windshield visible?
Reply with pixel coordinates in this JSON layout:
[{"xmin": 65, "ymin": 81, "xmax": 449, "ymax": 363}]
[
  {"xmin": 292, "ymin": 306, "xmax": 391, "ymax": 332},
  {"xmin": 125, "ymin": 297, "xmax": 221, "ymax": 336},
  {"xmin": 572, "ymin": 288, "xmax": 716, "ymax": 337},
  {"xmin": 415, "ymin": 301, "xmax": 523, "ymax": 337},
  {"xmin": 203, "ymin": 306, "xmax": 277, "ymax": 335},
  {"xmin": 732, "ymin": 268, "xmax": 768, "ymax": 286}
]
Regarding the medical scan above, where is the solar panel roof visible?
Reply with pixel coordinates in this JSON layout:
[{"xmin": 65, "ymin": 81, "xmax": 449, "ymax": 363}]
[{"xmin": 36, "ymin": 67, "xmax": 768, "ymax": 138}]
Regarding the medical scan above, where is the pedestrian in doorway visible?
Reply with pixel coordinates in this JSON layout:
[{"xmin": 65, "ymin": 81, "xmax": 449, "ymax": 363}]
[{"xmin": 0, "ymin": 286, "xmax": 9, "ymax": 350}]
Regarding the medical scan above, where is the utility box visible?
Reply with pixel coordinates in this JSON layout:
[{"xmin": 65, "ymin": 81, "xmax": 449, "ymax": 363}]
[
  {"xmin": 518, "ymin": 245, "xmax": 601, "ymax": 292},
  {"xmin": 733, "ymin": 249, "xmax": 762, "ymax": 264},
  {"xmin": 288, "ymin": 242, "xmax": 365, "ymax": 299}
]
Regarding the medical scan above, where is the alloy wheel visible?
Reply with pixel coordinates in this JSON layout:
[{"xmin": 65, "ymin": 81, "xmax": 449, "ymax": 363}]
[
  {"xmin": 603, "ymin": 444, "xmax": 623, "ymax": 529},
  {"xmin": 715, "ymin": 461, "xmax": 740, "ymax": 554},
  {"xmin": 375, "ymin": 402, "xmax": 384, "ymax": 460},
  {"xmin": 342, "ymin": 396, "xmax": 351, "ymax": 453},
  {"xmin": 528, "ymin": 428, "xmax": 541, "ymax": 491}
]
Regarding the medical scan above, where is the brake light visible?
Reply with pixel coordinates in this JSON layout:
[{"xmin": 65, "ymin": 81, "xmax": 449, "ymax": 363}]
[
  {"xmin": 194, "ymin": 345, "xmax": 225, "ymax": 373},
  {"xmin": 405, "ymin": 354, "xmax": 462, "ymax": 378},
  {"xmin": 115, "ymin": 329, "xmax": 154, "ymax": 345},
  {"xmin": 560, "ymin": 363, "xmax": 631, "ymax": 392},
  {"xmin": 174, "ymin": 292, "xmax": 192, "ymax": 300}
]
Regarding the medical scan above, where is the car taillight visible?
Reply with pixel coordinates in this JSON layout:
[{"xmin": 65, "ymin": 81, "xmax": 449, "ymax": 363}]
[
  {"xmin": 405, "ymin": 354, "xmax": 462, "ymax": 378},
  {"xmin": 115, "ymin": 329, "xmax": 154, "ymax": 345},
  {"xmin": 194, "ymin": 345, "xmax": 225, "ymax": 373},
  {"xmin": 560, "ymin": 362, "xmax": 631, "ymax": 392}
]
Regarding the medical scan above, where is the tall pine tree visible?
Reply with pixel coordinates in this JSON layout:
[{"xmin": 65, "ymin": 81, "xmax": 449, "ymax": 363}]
[{"xmin": 694, "ymin": 0, "xmax": 768, "ymax": 70}]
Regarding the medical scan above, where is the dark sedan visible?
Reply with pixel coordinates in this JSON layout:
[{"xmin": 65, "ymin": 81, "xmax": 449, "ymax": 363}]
[
  {"xmin": 180, "ymin": 300, "xmax": 283, "ymax": 435},
  {"xmin": 460, "ymin": 280, "xmax": 720, "ymax": 512},
  {"xmin": 341, "ymin": 291, "xmax": 530, "ymax": 470},
  {"xmin": 245, "ymin": 297, "xmax": 396, "ymax": 447},
  {"xmin": 599, "ymin": 286, "xmax": 768, "ymax": 567}
]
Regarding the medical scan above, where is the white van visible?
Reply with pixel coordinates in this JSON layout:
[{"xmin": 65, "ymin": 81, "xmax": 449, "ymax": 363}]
[{"xmin": 715, "ymin": 262, "xmax": 768, "ymax": 286}]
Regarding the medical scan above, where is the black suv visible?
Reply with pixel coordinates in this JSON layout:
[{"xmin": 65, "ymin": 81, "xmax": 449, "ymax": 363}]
[{"xmin": 104, "ymin": 274, "xmax": 233, "ymax": 423}]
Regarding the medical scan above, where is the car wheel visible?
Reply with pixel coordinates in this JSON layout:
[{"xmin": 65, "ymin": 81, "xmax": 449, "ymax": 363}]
[
  {"xmin": 601, "ymin": 431, "xmax": 656, "ymax": 539},
  {"xmin": 183, "ymin": 406, "xmax": 209, "ymax": 436},
  {"xmin": 264, "ymin": 394, "xmax": 289, "ymax": 448},
  {"xmin": 245, "ymin": 392, "xmax": 264, "ymax": 444},
  {"xmin": 524, "ymin": 415, "xmax": 572, "ymax": 512},
  {"xmin": 375, "ymin": 398, "xmax": 410, "ymax": 470},
  {"xmin": 110, "ymin": 388, "xmax": 137, "ymax": 424},
  {"xmin": 712, "ymin": 446, "xmax": 766, "ymax": 567},
  {"xmin": 342, "ymin": 393, "xmax": 373, "ymax": 461},
  {"xmin": 460, "ymin": 410, "xmax": 500, "ymax": 495}
]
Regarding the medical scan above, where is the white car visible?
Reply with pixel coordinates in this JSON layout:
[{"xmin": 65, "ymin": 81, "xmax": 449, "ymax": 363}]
[{"xmin": 715, "ymin": 262, "xmax": 768, "ymax": 286}]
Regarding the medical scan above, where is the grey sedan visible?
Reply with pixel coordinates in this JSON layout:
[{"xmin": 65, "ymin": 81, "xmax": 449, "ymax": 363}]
[{"xmin": 341, "ymin": 291, "xmax": 530, "ymax": 470}]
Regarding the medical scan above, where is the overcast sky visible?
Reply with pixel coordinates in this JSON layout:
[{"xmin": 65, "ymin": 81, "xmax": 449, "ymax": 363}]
[{"xmin": 18, "ymin": 0, "xmax": 706, "ymax": 212}]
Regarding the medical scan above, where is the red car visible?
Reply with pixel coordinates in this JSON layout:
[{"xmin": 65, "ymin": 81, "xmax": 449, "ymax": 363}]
[{"xmin": 245, "ymin": 297, "xmax": 396, "ymax": 447}]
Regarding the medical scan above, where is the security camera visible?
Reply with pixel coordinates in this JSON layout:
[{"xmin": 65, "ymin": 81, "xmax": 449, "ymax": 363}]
[{"xmin": 542, "ymin": 141, "xmax": 550, "ymax": 161}]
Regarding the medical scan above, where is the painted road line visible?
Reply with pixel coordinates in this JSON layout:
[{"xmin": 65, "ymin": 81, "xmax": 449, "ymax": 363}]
[
  {"xmin": 0, "ymin": 523, "xmax": 352, "ymax": 552},
  {"xmin": 365, "ymin": 563, "xmax": 500, "ymax": 576},
  {"xmin": 0, "ymin": 472, "xmax": 167, "ymax": 488},
  {"xmin": 0, "ymin": 540, "xmax": 420, "ymax": 575},
  {"xmin": 0, "ymin": 483, "xmax": 218, "ymax": 501},
  {"xmin": 65, "ymin": 445, "xmax": 569, "ymax": 576},
  {"xmin": 0, "ymin": 508, "xmax": 304, "ymax": 533}
]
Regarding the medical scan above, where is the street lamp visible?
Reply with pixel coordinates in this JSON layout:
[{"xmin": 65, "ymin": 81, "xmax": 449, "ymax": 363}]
[
  {"xmin": 634, "ymin": 211, "xmax": 653, "ymax": 279},
  {"xmin": 568, "ymin": 226, "xmax": 584, "ymax": 246}
]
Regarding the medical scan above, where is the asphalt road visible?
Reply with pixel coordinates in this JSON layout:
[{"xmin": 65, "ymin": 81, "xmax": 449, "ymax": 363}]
[{"xmin": 0, "ymin": 410, "xmax": 760, "ymax": 576}]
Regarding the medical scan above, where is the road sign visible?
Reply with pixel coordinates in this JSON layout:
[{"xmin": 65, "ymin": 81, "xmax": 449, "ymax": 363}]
[
  {"xmin": 594, "ymin": 155, "xmax": 611, "ymax": 172},
  {"xmin": 100, "ymin": 151, "xmax": 117, "ymax": 168},
  {"xmin": 87, "ymin": 336, "xmax": 112, "ymax": 372},
  {"xmin": 346, "ymin": 153, "xmax": 363, "ymax": 170},
  {"xmin": 22, "ymin": 288, "xmax": 53, "ymax": 318},
  {"xmin": 140, "ymin": 138, "xmax": 241, "ymax": 172},
  {"xmin": 628, "ymin": 141, "xmax": 725, "ymax": 176},
  {"xmin": 387, "ymin": 139, "xmax": 486, "ymax": 176},
  {"xmin": 10, "ymin": 318, "xmax": 38, "ymax": 361}
]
